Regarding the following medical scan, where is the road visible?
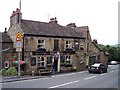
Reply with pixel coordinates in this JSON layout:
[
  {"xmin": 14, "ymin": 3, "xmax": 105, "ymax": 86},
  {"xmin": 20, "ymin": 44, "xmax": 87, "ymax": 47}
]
[{"xmin": 2, "ymin": 65, "xmax": 119, "ymax": 89}]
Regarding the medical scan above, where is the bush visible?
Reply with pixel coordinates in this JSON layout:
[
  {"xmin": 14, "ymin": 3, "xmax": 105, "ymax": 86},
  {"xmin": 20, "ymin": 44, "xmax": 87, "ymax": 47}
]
[
  {"xmin": 6, "ymin": 67, "xmax": 17, "ymax": 76},
  {"xmin": 71, "ymin": 66, "xmax": 77, "ymax": 71},
  {"xmin": 0, "ymin": 69, "xmax": 7, "ymax": 76}
]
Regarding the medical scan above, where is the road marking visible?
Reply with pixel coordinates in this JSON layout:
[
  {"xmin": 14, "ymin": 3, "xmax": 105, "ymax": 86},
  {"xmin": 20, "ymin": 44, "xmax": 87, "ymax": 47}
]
[
  {"xmin": 110, "ymin": 71, "xmax": 116, "ymax": 73},
  {"xmin": 51, "ymin": 73, "xmax": 76, "ymax": 77},
  {"xmin": 84, "ymin": 75, "xmax": 97, "ymax": 80},
  {"xmin": 48, "ymin": 80, "xmax": 79, "ymax": 88},
  {"xmin": 52, "ymin": 71, "xmax": 87, "ymax": 78},
  {"xmin": 100, "ymin": 73, "xmax": 107, "ymax": 76}
]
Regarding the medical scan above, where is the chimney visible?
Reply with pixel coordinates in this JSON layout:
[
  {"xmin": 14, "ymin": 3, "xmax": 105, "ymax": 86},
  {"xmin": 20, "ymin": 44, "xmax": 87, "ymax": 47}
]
[
  {"xmin": 4, "ymin": 28, "xmax": 7, "ymax": 33},
  {"xmin": 93, "ymin": 39, "xmax": 98, "ymax": 44},
  {"xmin": 10, "ymin": 8, "xmax": 22, "ymax": 26},
  {"xmin": 49, "ymin": 17, "xmax": 58, "ymax": 24},
  {"xmin": 66, "ymin": 23, "xmax": 76, "ymax": 28}
]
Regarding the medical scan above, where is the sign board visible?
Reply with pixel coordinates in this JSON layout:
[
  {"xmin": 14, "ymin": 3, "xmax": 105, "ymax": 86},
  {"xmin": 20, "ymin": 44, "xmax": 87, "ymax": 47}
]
[
  {"xmin": 15, "ymin": 33, "xmax": 22, "ymax": 52},
  {"xmin": 16, "ymin": 33, "xmax": 22, "ymax": 42},
  {"xmin": 16, "ymin": 42, "xmax": 22, "ymax": 48},
  {"xmin": 16, "ymin": 47, "xmax": 22, "ymax": 52}
]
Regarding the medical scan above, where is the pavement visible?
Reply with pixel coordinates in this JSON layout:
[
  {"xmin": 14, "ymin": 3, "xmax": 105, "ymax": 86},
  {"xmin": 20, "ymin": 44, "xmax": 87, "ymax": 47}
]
[
  {"xmin": 1, "ymin": 70, "xmax": 79, "ymax": 83},
  {"xmin": 1, "ymin": 75, "xmax": 48, "ymax": 83}
]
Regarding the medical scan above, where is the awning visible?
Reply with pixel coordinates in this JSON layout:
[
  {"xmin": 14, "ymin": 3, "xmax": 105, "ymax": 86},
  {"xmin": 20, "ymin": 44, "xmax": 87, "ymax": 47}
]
[{"xmin": 12, "ymin": 60, "xmax": 26, "ymax": 65}]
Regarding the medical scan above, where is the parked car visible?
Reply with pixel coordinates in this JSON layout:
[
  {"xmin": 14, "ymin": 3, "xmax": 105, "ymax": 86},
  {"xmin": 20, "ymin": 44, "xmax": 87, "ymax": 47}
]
[
  {"xmin": 88, "ymin": 63, "xmax": 107, "ymax": 74},
  {"xmin": 110, "ymin": 61, "xmax": 117, "ymax": 65}
]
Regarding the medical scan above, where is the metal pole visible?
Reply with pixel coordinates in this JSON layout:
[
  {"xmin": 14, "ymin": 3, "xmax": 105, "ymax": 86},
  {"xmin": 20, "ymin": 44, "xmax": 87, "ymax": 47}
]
[
  {"xmin": 18, "ymin": 52, "xmax": 20, "ymax": 77},
  {"xmin": 18, "ymin": 0, "xmax": 21, "ymax": 77}
]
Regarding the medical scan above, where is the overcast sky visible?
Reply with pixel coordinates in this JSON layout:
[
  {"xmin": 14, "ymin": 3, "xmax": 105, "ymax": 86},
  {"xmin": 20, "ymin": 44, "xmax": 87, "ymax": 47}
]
[{"xmin": 0, "ymin": 0, "xmax": 119, "ymax": 45}]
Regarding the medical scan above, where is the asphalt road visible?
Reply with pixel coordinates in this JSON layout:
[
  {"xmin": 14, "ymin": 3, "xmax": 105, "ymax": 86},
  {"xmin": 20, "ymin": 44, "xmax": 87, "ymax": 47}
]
[{"xmin": 2, "ymin": 65, "xmax": 119, "ymax": 89}]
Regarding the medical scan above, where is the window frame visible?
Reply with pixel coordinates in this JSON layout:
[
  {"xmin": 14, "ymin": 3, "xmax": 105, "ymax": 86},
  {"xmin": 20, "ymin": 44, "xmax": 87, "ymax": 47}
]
[
  {"xmin": 38, "ymin": 39, "xmax": 45, "ymax": 49},
  {"xmin": 37, "ymin": 57, "xmax": 45, "ymax": 67},
  {"xmin": 66, "ymin": 40, "xmax": 71, "ymax": 48},
  {"xmin": 65, "ymin": 55, "xmax": 71, "ymax": 64},
  {"xmin": 31, "ymin": 57, "xmax": 36, "ymax": 66}
]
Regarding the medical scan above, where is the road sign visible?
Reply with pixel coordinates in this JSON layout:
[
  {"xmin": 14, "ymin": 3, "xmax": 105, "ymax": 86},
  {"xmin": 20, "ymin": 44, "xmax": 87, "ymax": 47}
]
[
  {"xmin": 16, "ymin": 33, "xmax": 22, "ymax": 42},
  {"xmin": 16, "ymin": 47, "xmax": 22, "ymax": 52},
  {"xmin": 15, "ymin": 33, "xmax": 22, "ymax": 52},
  {"xmin": 16, "ymin": 42, "xmax": 22, "ymax": 48}
]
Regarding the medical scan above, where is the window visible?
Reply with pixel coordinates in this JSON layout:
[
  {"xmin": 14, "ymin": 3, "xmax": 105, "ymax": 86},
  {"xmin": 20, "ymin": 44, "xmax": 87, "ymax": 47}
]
[
  {"xmin": 37, "ymin": 57, "xmax": 45, "ymax": 67},
  {"xmin": 65, "ymin": 56, "xmax": 71, "ymax": 64},
  {"xmin": 38, "ymin": 40, "xmax": 45, "ymax": 49},
  {"xmin": 87, "ymin": 43, "xmax": 89, "ymax": 52},
  {"xmin": 47, "ymin": 57, "xmax": 52, "ymax": 64},
  {"xmin": 66, "ymin": 41, "xmax": 71, "ymax": 48},
  {"xmin": 31, "ymin": 57, "xmax": 36, "ymax": 66},
  {"xmin": 54, "ymin": 39, "xmax": 59, "ymax": 51},
  {"xmin": 87, "ymin": 31, "xmax": 89, "ymax": 40},
  {"xmin": 4, "ymin": 61, "xmax": 9, "ymax": 69},
  {"xmin": 74, "ymin": 40, "xmax": 79, "ymax": 49},
  {"xmin": 60, "ymin": 55, "xmax": 65, "ymax": 63}
]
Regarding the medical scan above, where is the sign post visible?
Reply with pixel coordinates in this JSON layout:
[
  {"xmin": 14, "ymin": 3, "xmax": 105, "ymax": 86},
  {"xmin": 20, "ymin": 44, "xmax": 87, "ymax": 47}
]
[{"xmin": 15, "ymin": 33, "xmax": 22, "ymax": 77}]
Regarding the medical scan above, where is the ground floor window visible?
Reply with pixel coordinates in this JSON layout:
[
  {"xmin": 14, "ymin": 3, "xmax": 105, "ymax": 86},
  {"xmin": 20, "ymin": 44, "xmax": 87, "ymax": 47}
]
[
  {"xmin": 37, "ymin": 57, "xmax": 45, "ymax": 67},
  {"xmin": 4, "ymin": 61, "xmax": 9, "ymax": 69},
  {"xmin": 47, "ymin": 57, "xmax": 52, "ymax": 64},
  {"xmin": 65, "ymin": 56, "xmax": 71, "ymax": 64},
  {"xmin": 60, "ymin": 55, "xmax": 65, "ymax": 63},
  {"xmin": 31, "ymin": 57, "xmax": 36, "ymax": 66}
]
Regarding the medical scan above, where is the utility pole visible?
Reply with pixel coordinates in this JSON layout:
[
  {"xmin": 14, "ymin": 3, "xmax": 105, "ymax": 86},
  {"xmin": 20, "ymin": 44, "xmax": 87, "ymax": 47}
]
[{"xmin": 18, "ymin": 0, "xmax": 21, "ymax": 77}]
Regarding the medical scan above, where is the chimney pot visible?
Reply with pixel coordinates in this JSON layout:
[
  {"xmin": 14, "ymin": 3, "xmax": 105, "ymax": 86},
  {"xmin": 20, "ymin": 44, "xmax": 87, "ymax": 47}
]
[
  {"xmin": 16, "ymin": 8, "xmax": 20, "ymax": 13},
  {"xmin": 4, "ymin": 28, "xmax": 7, "ymax": 33},
  {"xmin": 49, "ymin": 17, "xmax": 58, "ymax": 24}
]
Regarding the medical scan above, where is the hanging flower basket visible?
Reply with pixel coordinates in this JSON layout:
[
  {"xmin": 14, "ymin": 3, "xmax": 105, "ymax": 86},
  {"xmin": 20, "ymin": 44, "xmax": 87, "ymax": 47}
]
[{"xmin": 12, "ymin": 60, "xmax": 26, "ymax": 65}]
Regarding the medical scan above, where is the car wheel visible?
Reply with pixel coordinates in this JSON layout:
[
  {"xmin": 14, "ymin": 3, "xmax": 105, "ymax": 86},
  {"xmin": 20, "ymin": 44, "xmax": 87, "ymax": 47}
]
[
  {"xmin": 105, "ymin": 70, "xmax": 107, "ymax": 73},
  {"xmin": 89, "ymin": 71, "xmax": 91, "ymax": 73},
  {"xmin": 100, "ymin": 70, "xmax": 103, "ymax": 74}
]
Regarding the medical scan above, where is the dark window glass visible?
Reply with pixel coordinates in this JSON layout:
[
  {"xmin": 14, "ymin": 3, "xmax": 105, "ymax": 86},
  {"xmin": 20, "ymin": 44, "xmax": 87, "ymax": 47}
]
[
  {"xmin": 31, "ymin": 57, "xmax": 36, "ymax": 66},
  {"xmin": 54, "ymin": 39, "xmax": 59, "ymax": 51},
  {"xmin": 47, "ymin": 57, "xmax": 52, "ymax": 64},
  {"xmin": 60, "ymin": 55, "xmax": 65, "ymax": 63}
]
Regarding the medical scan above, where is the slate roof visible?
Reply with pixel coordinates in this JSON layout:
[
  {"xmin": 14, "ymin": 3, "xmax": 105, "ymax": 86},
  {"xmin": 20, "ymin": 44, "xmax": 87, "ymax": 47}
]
[
  {"xmin": 0, "ymin": 32, "xmax": 13, "ymax": 43},
  {"xmin": 73, "ymin": 26, "xmax": 89, "ymax": 36},
  {"xmin": 21, "ymin": 19, "xmax": 84, "ymax": 38}
]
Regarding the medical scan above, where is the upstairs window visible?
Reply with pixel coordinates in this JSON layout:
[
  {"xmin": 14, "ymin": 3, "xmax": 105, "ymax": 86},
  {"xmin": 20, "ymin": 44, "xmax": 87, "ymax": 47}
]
[
  {"xmin": 74, "ymin": 39, "xmax": 79, "ymax": 49},
  {"xmin": 38, "ymin": 40, "xmax": 45, "ymax": 49},
  {"xmin": 54, "ymin": 39, "xmax": 59, "ymax": 51},
  {"xmin": 66, "ymin": 41, "xmax": 71, "ymax": 48}
]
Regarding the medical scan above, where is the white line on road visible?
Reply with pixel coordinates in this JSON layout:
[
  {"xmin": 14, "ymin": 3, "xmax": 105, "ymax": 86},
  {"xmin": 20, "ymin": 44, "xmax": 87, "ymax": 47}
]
[
  {"xmin": 52, "ymin": 71, "xmax": 87, "ymax": 78},
  {"xmin": 110, "ymin": 70, "xmax": 116, "ymax": 73},
  {"xmin": 84, "ymin": 75, "xmax": 97, "ymax": 80},
  {"xmin": 100, "ymin": 73, "xmax": 107, "ymax": 76},
  {"xmin": 48, "ymin": 80, "xmax": 79, "ymax": 89}
]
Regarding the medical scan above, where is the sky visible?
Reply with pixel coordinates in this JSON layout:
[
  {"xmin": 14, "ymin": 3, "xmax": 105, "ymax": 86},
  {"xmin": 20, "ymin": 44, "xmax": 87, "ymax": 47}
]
[{"xmin": 0, "ymin": 0, "xmax": 119, "ymax": 45}]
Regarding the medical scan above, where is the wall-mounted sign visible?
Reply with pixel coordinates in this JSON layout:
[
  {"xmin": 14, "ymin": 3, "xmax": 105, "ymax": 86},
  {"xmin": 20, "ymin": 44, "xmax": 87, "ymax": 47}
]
[
  {"xmin": 16, "ymin": 33, "xmax": 22, "ymax": 42},
  {"xmin": 15, "ymin": 33, "xmax": 22, "ymax": 52}
]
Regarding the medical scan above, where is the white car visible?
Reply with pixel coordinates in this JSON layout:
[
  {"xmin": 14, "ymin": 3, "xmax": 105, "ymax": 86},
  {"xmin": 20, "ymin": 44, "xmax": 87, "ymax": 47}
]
[{"xmin": 110, "ymin": 61, "xmax": 117, "ymax": 65}]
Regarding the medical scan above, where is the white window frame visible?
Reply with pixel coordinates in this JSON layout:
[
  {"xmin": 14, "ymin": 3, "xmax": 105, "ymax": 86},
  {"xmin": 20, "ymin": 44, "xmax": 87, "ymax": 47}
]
[
  {"xmin": 37, "ymin": 57, "xmax": 45, "ymax": 67},
  {"xmin": 65, "ymin": 56, "xmax": 71, "ymax": 64},
  {"xmin": 4, "ymin": 61, "xmax": 9, "ymax": 69},
  {"xmin": 38, "ymin": 39, "xmax": 45, "ymax": 49},
  {"xmin": 66, "ymin": 40, "xmax": 71, "ymax": 48}
]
